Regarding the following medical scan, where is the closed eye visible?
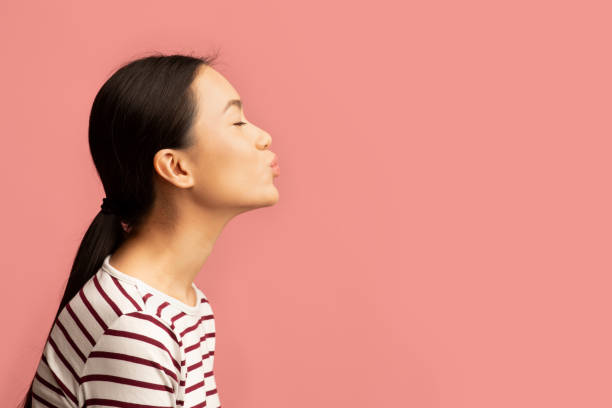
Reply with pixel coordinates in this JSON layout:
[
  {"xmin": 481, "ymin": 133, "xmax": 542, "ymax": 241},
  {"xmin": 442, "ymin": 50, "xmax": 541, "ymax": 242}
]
[{"xmin": 233, "ymin": 121, "xmax": 247, "ymax": 127}]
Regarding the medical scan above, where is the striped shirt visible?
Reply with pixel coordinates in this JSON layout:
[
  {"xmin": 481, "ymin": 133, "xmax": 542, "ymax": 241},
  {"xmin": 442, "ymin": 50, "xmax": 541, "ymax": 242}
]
[{"xmin": 31, "ymin": 253, "xmax": 221, "ymax": 408}]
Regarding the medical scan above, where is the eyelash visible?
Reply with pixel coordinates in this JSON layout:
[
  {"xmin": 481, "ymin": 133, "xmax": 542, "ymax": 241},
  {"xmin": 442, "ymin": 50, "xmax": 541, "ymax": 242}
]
[{"xmin": 233, "ymin": 121, "xmax": 247, "ymax": 127}]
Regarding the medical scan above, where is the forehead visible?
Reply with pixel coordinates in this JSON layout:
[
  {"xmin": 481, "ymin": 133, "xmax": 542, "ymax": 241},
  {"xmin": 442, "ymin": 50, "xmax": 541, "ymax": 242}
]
[{"xmin": 191, "ymin": 66, "xmax": 240, "ymax": 118}]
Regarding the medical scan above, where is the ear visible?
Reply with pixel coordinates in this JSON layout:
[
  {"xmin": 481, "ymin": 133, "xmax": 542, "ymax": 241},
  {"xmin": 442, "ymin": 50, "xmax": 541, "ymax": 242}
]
[{"xmin": 152, "ymin": 149, "xmax": 195, "ymax": 189}]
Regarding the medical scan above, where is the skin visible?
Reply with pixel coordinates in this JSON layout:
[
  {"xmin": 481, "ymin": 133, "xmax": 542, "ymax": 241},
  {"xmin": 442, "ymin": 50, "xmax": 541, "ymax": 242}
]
[{"xmin": 108, "ymin": 65, "xmax": 278, "ymax": 307}]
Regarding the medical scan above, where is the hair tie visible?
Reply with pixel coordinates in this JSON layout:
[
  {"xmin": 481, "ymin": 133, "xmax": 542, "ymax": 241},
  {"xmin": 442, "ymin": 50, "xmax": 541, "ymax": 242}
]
[{"xmin": 100, "ymin": 197, "xmax": 117, "ymax": 215}]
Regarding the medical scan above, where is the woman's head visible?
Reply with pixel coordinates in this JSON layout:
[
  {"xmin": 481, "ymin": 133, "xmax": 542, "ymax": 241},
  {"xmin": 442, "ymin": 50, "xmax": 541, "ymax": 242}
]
[
  {"xmin": 19, "ymin": 51, "xmax": 278, "ymax": 408},
  {"xmin": 90, "ymin": 53, "xmax": 278, "ymax": 240}
]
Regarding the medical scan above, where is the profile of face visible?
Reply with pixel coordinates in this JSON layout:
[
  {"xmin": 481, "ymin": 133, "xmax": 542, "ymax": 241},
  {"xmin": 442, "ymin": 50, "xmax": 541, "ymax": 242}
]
[{"xmin": 152, "ymin": 65, "xmax": 279, "ymax": 219}]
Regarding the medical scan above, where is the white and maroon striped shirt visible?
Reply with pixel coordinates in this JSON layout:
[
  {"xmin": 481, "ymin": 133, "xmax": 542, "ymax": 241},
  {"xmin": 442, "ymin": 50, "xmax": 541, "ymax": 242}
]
[{"xmin": 31, "ymin": 253, "xmax": 221, "ymax": 408}]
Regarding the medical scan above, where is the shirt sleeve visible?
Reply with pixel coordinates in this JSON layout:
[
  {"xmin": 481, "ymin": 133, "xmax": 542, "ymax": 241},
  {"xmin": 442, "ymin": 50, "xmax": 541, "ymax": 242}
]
[{"xmin": 78, "ymin": 311, "xmax": 182, "ymax": 408}]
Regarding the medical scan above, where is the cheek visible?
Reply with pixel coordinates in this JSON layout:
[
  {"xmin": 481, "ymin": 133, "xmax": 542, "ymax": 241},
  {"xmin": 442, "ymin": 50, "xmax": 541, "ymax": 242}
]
[
  {"xmin": 193, "ymin": 140, "xmax": 258, "ymax": 203},
  {"xmin": 220, "ymin": 145, "xmax": 260, "ymax": 187}
]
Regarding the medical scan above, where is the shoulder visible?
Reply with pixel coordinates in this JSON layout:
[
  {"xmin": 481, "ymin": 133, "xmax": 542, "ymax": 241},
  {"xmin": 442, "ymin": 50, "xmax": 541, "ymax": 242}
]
[
  {"xmin": 78, "ymin": 311, "xmax": 184, "ymax": 406},
  {"xmin": 80, "ymin": 311, "xmax": 184, "ymax": 380},
  {"xmin": 86, "ymin": 310, "xmax": 183, "ymax": 369}
]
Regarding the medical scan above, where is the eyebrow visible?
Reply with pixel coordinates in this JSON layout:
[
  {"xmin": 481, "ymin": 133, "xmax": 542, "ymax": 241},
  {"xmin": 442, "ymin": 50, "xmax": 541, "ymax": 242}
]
[{"xmin": 223, "ymin": 99, "xmax": 242, "ymax": 114}]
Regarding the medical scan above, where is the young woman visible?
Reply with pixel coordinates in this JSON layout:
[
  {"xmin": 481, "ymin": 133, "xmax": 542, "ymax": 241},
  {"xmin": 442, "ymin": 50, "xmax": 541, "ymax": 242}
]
[{"xmin": 18, "ymin": 52, "xmax": 280, "ymax": 408}]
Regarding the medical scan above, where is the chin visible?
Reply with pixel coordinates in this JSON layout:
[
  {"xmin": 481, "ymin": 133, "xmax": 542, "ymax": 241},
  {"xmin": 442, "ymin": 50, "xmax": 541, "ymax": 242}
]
[
  {"xmin": 234, "ymin": 188, "xmax": 279, "ymax": 212},
  {"xmin": 258, "ymin": 185, "xmax": 280, "ymax": 207},
  {"xmin": 262, "ymin": 188, "xmax": 279, "ymax": 206}
]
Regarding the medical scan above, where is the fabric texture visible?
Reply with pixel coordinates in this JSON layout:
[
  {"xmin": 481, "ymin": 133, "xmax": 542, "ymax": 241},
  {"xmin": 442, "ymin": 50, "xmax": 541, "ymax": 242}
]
[{"xmin": 31, "ymin": 253, "xmax": 221, "ymax": 408}]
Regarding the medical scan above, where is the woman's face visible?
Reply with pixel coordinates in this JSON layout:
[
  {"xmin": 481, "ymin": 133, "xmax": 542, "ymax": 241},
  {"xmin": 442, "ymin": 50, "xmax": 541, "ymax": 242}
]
[{"xmin": 182, "ymin": 65, "xmax": 279, "ymax": 213}]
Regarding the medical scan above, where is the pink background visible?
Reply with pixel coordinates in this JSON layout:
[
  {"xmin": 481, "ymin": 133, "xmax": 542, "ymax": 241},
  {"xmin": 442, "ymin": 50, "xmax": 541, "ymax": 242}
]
[{"xmin": 2, "ymin": 1, "xmax": 611, "ymax": 407}]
